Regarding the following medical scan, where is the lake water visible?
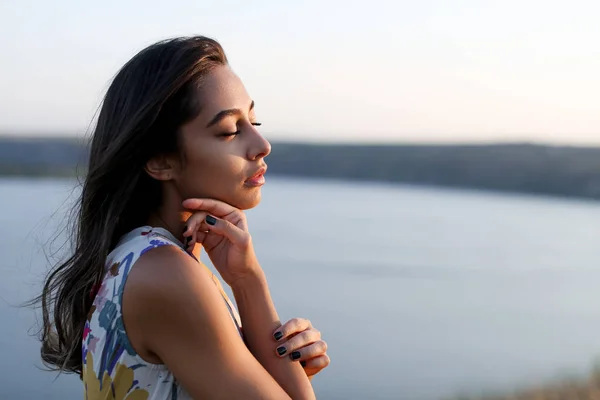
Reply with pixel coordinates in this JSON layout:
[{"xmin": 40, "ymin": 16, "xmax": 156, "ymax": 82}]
[{"xmin": 2, "ymin": 177, "xmax": 600, "ymax": 400}]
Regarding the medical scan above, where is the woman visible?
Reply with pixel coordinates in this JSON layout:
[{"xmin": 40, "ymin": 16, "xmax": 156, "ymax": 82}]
[{"xmin": 37, "ymin": 36, "xmax": 329, "ymax": 399}]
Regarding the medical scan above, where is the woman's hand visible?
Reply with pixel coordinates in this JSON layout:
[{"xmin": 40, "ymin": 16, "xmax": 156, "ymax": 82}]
[
  {"xmin": 182, "ymin": 198, "xmax": 262, "ymax": 286},
  {"xmin": 273, "ymin": 318, "xmax": 330, "ymax": 379}
]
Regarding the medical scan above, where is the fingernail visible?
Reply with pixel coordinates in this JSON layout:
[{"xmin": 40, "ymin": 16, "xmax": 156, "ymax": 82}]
[
  {"xmin": 276, "ymin": 346, "xmax": 286, "ymax": 356},
  {"xmin": 290, "ymin": 351, "xmax": 301, "ymax": 360},
  {"xmin": 274, "ymin": 331, "xmax": 283, "ymax": 341},
  {"xmin": 183, "ymin": 225, "xmax": 187, "ymax": 233},
  {"xmin": 206, "ymin": 215, "xmax": 217, "ymax": 226},
  {"xmin": 300, "ymin": 360, "xmax": 307, "ymax": 367},
  {"xmin": 185, "ymin": 236, "xmax": 192, "ymax": 247}
]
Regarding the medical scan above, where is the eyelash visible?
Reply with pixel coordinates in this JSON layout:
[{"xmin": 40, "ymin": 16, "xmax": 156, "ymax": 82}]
[{"xmin": 220, "ymin": 122, "xmax": 262, "ymax": 137}]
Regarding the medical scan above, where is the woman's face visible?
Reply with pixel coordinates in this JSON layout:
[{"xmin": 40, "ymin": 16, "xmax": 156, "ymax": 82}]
[{"xmin": 169, "ymin": 65, "xmax": 271, "ymax": 210}]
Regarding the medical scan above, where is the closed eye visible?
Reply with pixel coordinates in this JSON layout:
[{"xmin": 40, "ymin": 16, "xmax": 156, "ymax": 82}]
[
  {"xmin": 219, "ymin": 130, "xmax": 240, "ymax": 137},
  {"xmin": 219, "ymin": 122, "xmax": 262, "ymax": 138}
]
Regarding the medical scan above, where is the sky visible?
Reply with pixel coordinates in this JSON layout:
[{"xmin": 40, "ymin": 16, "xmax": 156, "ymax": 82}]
[{"xmin": 0, "ymin": 0, "xmax": 599, "ymax": 145}]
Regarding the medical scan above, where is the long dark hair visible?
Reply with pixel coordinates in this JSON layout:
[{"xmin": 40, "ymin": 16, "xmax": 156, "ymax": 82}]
[{"xmin": 33, "ymin": 36, "xmax": 228, "ymax": 375}]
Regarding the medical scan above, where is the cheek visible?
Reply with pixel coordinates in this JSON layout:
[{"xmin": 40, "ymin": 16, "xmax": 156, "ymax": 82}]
[{"xmin": 180, "ymin": 149, "xmax": 244, "ymax": 198}]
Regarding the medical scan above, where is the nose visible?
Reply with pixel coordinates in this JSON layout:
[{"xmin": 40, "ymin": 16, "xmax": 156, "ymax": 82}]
[{"xmin": 247, "ymin": 128, "xmax": 271, "ymax": 161}]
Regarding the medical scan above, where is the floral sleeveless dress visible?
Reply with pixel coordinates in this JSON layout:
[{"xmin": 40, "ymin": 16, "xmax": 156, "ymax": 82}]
[{"xmin": 82, "ymin": 226, "xmax": 242, "ymax": 399}]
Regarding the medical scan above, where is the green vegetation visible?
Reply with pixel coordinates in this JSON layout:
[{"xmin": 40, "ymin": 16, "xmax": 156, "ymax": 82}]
[{"xmin": 449, "ymin": 366, "xmax": 600, "ymax": 399}]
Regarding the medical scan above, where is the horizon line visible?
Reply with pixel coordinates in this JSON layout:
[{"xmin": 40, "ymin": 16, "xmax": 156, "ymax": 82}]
[{"xmin": 0, "ymin": 132, "xmax": 598, "ymax": 149}]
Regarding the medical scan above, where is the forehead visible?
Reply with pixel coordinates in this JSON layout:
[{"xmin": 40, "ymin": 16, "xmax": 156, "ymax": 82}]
[{"xmin": 196, "ymin": 65, "xmax": 252, "ymax": 116}]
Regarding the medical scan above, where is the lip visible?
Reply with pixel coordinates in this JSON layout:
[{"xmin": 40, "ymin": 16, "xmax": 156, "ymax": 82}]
[{"xmin": 244, "ymin": 165, "xmax": 267, "ymax": 187}]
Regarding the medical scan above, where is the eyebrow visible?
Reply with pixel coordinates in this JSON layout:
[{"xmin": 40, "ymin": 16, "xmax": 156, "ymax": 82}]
[{"xmin": 205, "ymin": 100, "xmax": 255, "ymax": 128}]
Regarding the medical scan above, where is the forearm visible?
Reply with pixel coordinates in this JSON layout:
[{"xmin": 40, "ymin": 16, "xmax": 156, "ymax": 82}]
[{"xmin": 232, "ymin": 270, "xmax": 315, "ymax": 400}]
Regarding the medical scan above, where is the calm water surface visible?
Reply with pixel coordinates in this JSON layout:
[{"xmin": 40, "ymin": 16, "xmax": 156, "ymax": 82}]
[{"xmin": 2, "ymin": 177, "xmax": 600, "ymax": 399}]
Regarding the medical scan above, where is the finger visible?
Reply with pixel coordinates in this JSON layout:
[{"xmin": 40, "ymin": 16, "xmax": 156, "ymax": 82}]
[
  {"xmin": 275, "ymin": 330, "xmax": 327, "ymax": 360},
  {"xmin": 282, "ymin": 338, "xmax": 327, "ymax": 360},
  {"xmin": 279, "ymin": 329, "xmax": 322, "ymax": 354},
  {"xmin": 182, "ymin": 198, "xmax": 238, "ymax": 218},
  {"xmin": 195, "ymin": 230, "xmax": 224, "ymax": 252},
  {"xmin": 302, "ymin": 354, "xmax": 330, "ymax": 370},
  {"xmin": 183, "ymin": 212, "xmax": 209, "ymax": 233},
  {"xmin": 193, "ymin": 231, "xmax": 207, "ymax": 246},
  {"xmin": 204, "ymin": 215, "xmax": 251, "ymax": 249},
  {"xmin": 183, "ymin": 212, "xmax": 208, "ymax": 238},
  {"xmin": 273, "ymin": 318, "xmax": 313, "ymax": 341},
  {"xmin": 187, "ymin": 231, "xmax": 209, "ymax": 252},
  {"xmin": 183, "ymin": 212, "xmax": 208, "ymax": 249}
]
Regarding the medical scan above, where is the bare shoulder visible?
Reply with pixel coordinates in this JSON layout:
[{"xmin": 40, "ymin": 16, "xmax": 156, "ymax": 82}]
[
  {"xmin": 125, "ymin": 244, "xmax": 210, "ymax": 303},
  {"xmin": 122, "ymin": 245, "xmax": 224, "ymax": 360}
]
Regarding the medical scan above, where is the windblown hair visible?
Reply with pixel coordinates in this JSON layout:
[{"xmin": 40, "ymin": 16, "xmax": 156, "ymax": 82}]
[{"xmin": 33, "ymin": 36, "xmax": 228, "ymax": 375}]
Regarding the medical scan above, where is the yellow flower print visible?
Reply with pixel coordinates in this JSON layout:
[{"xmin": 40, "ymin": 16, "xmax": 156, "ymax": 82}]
[{"xmin": 83, "ymin": 352, "xmax": 149, "ymax": 400}]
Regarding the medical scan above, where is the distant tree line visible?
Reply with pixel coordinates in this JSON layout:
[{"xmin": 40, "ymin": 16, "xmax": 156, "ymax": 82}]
[{"xmin": 2, "ymin": 135, "xmax": 600, "ymax": 200}]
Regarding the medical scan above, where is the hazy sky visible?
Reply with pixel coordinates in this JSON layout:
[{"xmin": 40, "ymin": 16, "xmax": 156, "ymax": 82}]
[{"xmin": 1, "ymin": 0, "xmax": 599, "ymax": 144}]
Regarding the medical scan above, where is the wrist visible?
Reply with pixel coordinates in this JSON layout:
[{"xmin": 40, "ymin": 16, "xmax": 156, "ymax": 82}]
[{"xmin": 229, "ymin": 265, "xmax": 267, "ymax": 291}]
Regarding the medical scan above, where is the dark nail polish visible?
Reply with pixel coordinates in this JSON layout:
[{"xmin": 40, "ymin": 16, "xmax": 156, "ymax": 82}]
[
  {"xmin": 183, "ymin": 225, "xmax": 187, "ymax": 233},
  {"xmin": 206, "ymin": 215, "xmax": 217, "ymax": 226},
  {"xmin": 290, "ymin": 351, "xmax": 301, "ymax": 360},
  {"xmin": 185, "ymin": 236, "xmax": 192, "ymax": 247},
  {"xmin": 274, "ymin": 331, "xmax": 283, "ymax": 341},
  {"xmin": 277, "ymin": 346, "xmax": 286, "ymax": 356},
  {"xmin": 300, "ymin": 361, "xmax": 307, "ymax": 367}
]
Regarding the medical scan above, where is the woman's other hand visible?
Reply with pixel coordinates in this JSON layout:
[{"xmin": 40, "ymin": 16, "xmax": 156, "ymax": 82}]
[{"xmin": 273, "ymin": 318, "xmax": 330, "ymax": 379}]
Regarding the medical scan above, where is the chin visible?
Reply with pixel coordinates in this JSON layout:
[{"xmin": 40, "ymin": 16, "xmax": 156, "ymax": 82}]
[{"xmin": 233, "ymin": 190, "xmax": 263, "ymax": 211}]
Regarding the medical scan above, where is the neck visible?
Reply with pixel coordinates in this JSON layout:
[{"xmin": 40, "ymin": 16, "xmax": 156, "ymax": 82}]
[{"xmin": 146, "ymin": 185, "xmax": 202, "ymax": 259}]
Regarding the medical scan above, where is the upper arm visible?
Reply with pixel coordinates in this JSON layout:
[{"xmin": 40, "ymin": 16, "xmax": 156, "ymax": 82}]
[{"xmin": 122, "ymin": 245, "xmax": 291, "ymax": 400}]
